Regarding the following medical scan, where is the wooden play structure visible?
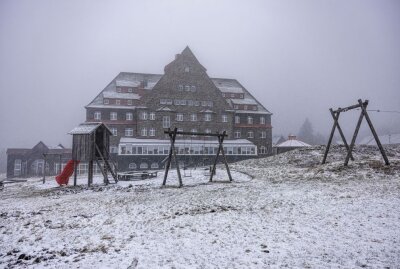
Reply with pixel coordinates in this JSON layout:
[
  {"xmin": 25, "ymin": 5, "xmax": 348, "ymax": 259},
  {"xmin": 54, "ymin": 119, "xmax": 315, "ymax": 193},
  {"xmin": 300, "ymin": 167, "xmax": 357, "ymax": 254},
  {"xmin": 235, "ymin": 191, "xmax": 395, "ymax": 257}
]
[
  {"xmin": 162, "ymin": 128, "xmax": 233, "ymax": 187},
  {"xmin": 69, "ymin": 122, "xmax": 118, "ymax": 186},
  {"xmin": 322, "ymin": 99, "xmax": 390, "ymax": 166}
]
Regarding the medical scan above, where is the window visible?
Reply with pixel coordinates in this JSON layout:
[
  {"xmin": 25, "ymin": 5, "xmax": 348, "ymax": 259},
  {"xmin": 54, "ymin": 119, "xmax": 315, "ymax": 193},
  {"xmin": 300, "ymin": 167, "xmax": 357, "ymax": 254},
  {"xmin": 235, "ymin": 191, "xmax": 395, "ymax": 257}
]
[
  {"xmin": 174, "ymin": 99, "xmax": 180, "ymax": 105},
  {"xmin": 240, "ymin": 94, "xmax": 244, "ymax": 98},
  {"xmin": 248, "ymin": 131, "xmax": 254, "ymax": 138},
  {"xmin": 244, "ymin": 105, "xmax": 248, "ymax": 110},
  {"xmin": 111, "ymin": 128, "xmax": 117, "ymax": 136},
  {"xmin": 235, "ymin": 116, "xmax": 240, "ymax": 124},
  {"xmin": 234, "ymin": 105, "xmax": 239, "ymax": 109},
  {"xmin": 253, "ymin": 106, "xmax": 257, "ymax": 111},
  {"xmin": 140, "ymin": 111, "xmax": 148, "ymax": 120},
  {"xmin": 125, "ymin": 128, "xmax": 133, "ymax": 137},
  {"xmin": 222, "ymin": 93, "xmax": 226, "ymax": 97},
  {"xmin": 191, "ymin": 86, "xmax": 196, "ymax": 92},
  {"xmin": 129, "ymin": 163, "xmax": 137, "ymax": 169},
  {"xmin": 110, "ymin": 112, "xmax": 117, "ymax": 120},
  {"xmin": 178, "ymin": 85, "xmax": 183, "ymax": 91},
  {"xmin": 191, "ymin": 128, "xmax": 197, "ymax": 136},
  {"xmin": 222, "ymin": 115, "xmax": 228, "ymax": 122},
  {"xmin": 78, "ymin": 163, "xmax": 88, "ymax": 175},
  {"xmin": 128, "ymin": 100, "xmax": 132, "ymax": 105},
  {"xmin": 247, "ymin": 116, "xmax": 253, "ymax": 124},
  {"xmin": 234, "ymin": 131, "xmax": 241, "ymax": 138},
  {"xmin": 231, "ymin": 93, "xmax": 235, "ymax": 98},
  {"xmin": 94, "ymin": 111, "xmax": 101, "ymax": 120},
  {"xmin": 176, "ymin": 113, "xmax": 183, "ymax": 121},
  {"xmin": 190, "ymin": 113, "xmax": 197, "ymax": 122},
  {"xmin": 180, "ymin": 100, "xmax": 186, "ymax": 105},
  {"xmin": 260, "ymin": 146, "xmax": 266, "ymax": 154},
  {"xmin": 166, "ymin": 99, "xmax": 173, "ymax": 105},
  {"xmin": 150, "ymin": 112, "xmax": 155, "ymax": 120},
  {"xmin": 160, "ymin": 99, "xmax": 166, "ymax": 105},
  {"xmin": 185, "ymin": 85, "xmax": 190, "ymax": 91},
  {"xmin": 116, "ymin": 99, "xmax": 121, "ymax": 105},
  {"xmin": 140, "ymin": 127, "xmax": 147, "ymax": 136},
  {"xmin": 151, "ymin": 162, "xmax": 159, "ymax": 169},
  {"xmin": 188, "ymin": 100, "xmax": 194, "ymax": 106},
  {"xmin": 260, "ymin": 117, "xmax": 265, "ymax": 124},
  {"xmin": 104, "ymin": 99, "xmax": 109, "ymax": 105},
  {"xmin": 117, "ymin": 88, "xmax": 122, "ymax": 93},
  {"xmin": 208, "ymin": 101, "xmax": 213, "ymax": 107},
  {"xmin": 128, "ymin": 88, "xmax": 133, "ymax": 93},
  {"xmin": 126, "ymin": 113, "xmax": 133, "ymax": 121},
  {"xmin": 204, "ymin": 114, "xmax": 212, "ymax": 121},
  {"xmin": 184, "ymin": 66, "xmax": 190, "ymax": 72},
  {"xmin": 140, "ymin": 162, "xmax": 149, "ymax": 169},
  {"xmin": 177, "ymin": 128, "xmax": 184, "ymax": 137},
  {"xmin": 162, "ymin": 116, "xmax": 170, "ymax": 128},
  {"xmin": 261, "ymin": 131, "xmax": 267, "ymax": 138},
  {"xmin": 201, "ymin": 101, "xmax": 207, "ymax": 107},
  {"xmin": 14, "ymin": 159, "xmax": 21, "ymax": 176},
  {"xmin": 194, "ymin": 101, "xmax": 200, "ymax": 106},
  {"xmin": 109, "ymin": 146, "xmax": 118, "ymax": 153},
  {"xmin": 149, "ymin": 128, "xmax": 155, "ymax": 136},
  {"xmin": 205, "ymin": 129, "xmax": 211, "ymax": 134}
]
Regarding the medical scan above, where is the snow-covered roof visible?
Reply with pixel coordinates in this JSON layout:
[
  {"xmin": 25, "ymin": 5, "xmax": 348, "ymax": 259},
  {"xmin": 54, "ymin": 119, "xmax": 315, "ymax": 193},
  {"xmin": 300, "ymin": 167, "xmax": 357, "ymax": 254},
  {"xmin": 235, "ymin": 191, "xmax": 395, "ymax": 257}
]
[
  {"xmin": 115, "ymin": 80, "xmax": 140, "ymax": 87},
  {"xmin": 230, "ymin": 98, "xmax": 258, "ymax": 105},
  {"xmin": 217, "ymin": 86, "xmax": 244, "ymax": 93},
  {"xmin": 103, "ymin": 92, "xmax": 141, "ymax": 99},
  {"xmin": 358, "ymin": 134, "xmax": 400, "ymax": 145},
  {"xmin": 276, "ymin": 139, "xmax": 311, "ymax": 148},
  {"xmin": 69, "ymin": 123, "xmax": 111, "ymax": 135},
  {"xmin": 120, "ymin": 138, "xmax": 255, "ymax": 146}
]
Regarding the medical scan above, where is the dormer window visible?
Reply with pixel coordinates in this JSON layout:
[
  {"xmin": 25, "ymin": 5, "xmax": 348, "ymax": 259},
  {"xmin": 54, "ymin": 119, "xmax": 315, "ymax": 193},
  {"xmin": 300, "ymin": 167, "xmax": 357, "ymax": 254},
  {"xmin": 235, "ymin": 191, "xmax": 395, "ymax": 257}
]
[
  {"xmin": 104, "ymin": 99, "xmax": 109, "ymax": 105},
  {"xmin": 116, "ymin": 99, "xmax": 121, "ymax": 105}
]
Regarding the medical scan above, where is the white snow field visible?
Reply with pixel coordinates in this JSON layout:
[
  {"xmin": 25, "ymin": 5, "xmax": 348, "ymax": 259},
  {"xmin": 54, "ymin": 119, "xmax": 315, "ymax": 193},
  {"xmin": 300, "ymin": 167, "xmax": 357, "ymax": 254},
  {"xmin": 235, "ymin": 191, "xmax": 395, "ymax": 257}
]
[{"xmin": 1, "ymin": 145, "xmax": 400, "ymax": 268}]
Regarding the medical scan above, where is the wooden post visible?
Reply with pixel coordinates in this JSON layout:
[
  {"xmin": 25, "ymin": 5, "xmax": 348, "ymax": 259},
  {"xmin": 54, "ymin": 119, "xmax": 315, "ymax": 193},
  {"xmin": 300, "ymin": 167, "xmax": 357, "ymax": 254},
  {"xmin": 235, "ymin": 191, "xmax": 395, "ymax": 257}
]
[
  {"xmin": 322, "ymin": 109, "xmax": 338, "ymax": 164},
  {"xmin": 162, "ymin": 128, "xmax": 174, "ymax": 186},
  {"xmin": 344, "ymin": 103, "xmax": 365, "ymax": 166},
  {"xmin": 209, "ymin": 133, "xmax": 222, "ymax": 182},
  {"xmin": 88, "ymin": 160, "xmax": 93, "ymax": 186},
  {"xmin": 219, "ymin": 132, "xmax": 233, "ymax": 182},
  {"xmin": 358, "ymin": 99, "xmax": 390, "ymax": 165},
  {"xmin": 73, "ymin": 161, "xmax": 78, "ymax": 186},
  {"xmin": 42, "ymin": 154, "xmax": 47, "ymax": 184}
]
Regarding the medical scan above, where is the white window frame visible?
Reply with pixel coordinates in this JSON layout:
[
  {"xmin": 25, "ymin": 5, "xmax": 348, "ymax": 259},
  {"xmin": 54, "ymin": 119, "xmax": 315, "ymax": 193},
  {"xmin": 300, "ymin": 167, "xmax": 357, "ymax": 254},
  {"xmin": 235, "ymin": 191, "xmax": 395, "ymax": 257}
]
[
  {"xmin": 222, "ymin": 115, "xmax": 228, "ymax": 123},
  {"xmin": 14, "ymin": 159, "xmax": 22, "ymax": 176},
  {"xmin": 126, "ymin": 112, "xmax": 133, "ymax": 121},
  {"xmin": 125, "ymin": 128, "xmax": 133, "ymax": 137},
  {"xmin": 248, "ymin": 131, "xmax": 254, "ymax": 138},
  {"xmin": 109, "ymin": 146, "xmax": 118, "ymax": 153},
  {"xmin": 116, "ymin": 99, "xmax": 121, "ymax": 105},
  {"xmin": 260, "ymin": 116, "xmax": 265, "ymax": 124},
  {"xmin": 176, "ymin": 113, "xmax": 184, "ymax": 121},
  {"xmin": 162, "ymin": 116, "xmax": 171, "ymax": 128},
  {"xmin": 204, "ymin": 114, "xmax": 212, "ymax": 122},
  {"xmin": 111, "ymin": 128, "xmax": 117, "ymax": 136},
  {"xmin": 261, "ymin": 131, "xmax": 267, "ymax": 138},
  {"xmin": 247, "ymin": 116, "xmax": 253, "ymax": 124},
  {"xmin": 150, "ymin": 112, "xmax": 156, "ymax": 120},
  {"xmin": 190, "ymin": 113, "xmax": 197, "ymax": 122},
  {"xmin": 140, "ymin": 162, "xmax": 149, "ymax": 169},
  {"xmin": 129, "ymin": 163, "xmax": 137, "ymax": 169},
  {"xmin": 151, "ymin": 162, "xmax": 159, "ymax": 169},
  {"xmin": 141, "ymin": 127, "xmax": 147, "ymax": 136},
  {"xmin": 94, "ymin": 111, "xmax": 101, "ymax": 120},
  {"xmin": 149, "ymin": 128, "xmax": 156, "ymax": 136},
  {"xmin": 235, "ymin": 116, "xmax": 240, "ymax": 124},
  {"xmin": 110, "ymin": 112, "xmax": 117, "ymax": 121},
  {"xmin": 234, "ymin": 131, "xmax": 241, "ymax": 138},
  {"xmin": 128, "ymin": 100, "xmax": 132, "ymax": 105},
  {"xmin": 104, "ymin": 99, "xmax": 109, "ymax": 105},
  {"xmin": 140, "ymin": 111, "xmax": 148, "ymax": 120}
]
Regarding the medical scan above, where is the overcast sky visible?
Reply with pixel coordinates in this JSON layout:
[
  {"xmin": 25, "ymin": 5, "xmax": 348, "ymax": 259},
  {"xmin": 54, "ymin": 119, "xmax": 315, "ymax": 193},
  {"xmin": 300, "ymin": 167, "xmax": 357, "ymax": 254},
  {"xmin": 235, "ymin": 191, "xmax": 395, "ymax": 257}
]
[{"xmin": 0, "ymin": 0, "xmax": 399, "ymax": 150}]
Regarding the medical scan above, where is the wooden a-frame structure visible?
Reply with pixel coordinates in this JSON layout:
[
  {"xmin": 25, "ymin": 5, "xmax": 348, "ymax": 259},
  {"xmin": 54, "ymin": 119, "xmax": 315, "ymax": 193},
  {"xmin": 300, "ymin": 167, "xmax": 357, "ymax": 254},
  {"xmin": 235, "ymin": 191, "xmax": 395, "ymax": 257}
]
[
  {"xmin": 162, "ymin": 128, "xmax": 233, "ymax": 187},
  {"xmin": 322, "ymin": 99, "xmax": 390, "ymax": 166}
]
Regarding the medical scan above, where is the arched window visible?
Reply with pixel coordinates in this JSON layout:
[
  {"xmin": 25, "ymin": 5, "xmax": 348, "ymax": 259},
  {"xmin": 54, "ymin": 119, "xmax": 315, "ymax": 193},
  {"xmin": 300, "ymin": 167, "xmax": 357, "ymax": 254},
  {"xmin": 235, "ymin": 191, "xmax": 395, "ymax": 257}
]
[
  {"xmin": 128, "ymin": 163, "xmax": 137, "ymax": 170},
  {"xmin": 151, "ymin": 162, "xmax": 159, "ymax": 169},
  {"xmin": 140, "ymin": 162, "xmax": 149, "ymax": 169}
]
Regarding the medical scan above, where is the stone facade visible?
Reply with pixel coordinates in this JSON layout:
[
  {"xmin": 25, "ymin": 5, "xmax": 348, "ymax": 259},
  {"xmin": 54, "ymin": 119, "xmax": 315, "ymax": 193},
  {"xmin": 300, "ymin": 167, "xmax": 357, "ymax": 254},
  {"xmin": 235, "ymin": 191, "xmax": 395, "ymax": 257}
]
[{"xmin": 85, "ymin": 47, "xmax": 273, "ymax": 169}]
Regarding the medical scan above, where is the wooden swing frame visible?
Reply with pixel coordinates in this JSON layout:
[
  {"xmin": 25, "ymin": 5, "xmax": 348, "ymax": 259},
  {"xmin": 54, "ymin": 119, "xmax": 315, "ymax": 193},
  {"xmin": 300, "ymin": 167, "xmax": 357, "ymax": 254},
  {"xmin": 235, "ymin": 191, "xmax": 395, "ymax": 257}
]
[
  {"xmin": 162, "ymin": 128, "xmax": 233, "ymax": 187},
  {"xmin": 322, "ymin": 99, "xmax": 390, "ymax": 166}
]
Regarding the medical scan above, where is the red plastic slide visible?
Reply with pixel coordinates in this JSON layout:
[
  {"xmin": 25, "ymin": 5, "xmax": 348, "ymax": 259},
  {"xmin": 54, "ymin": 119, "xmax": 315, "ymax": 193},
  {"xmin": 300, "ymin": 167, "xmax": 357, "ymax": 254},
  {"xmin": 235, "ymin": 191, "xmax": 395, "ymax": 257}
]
[{"xmin": 55, "ymin": 160, "xmax": 79, "ymax": 186}]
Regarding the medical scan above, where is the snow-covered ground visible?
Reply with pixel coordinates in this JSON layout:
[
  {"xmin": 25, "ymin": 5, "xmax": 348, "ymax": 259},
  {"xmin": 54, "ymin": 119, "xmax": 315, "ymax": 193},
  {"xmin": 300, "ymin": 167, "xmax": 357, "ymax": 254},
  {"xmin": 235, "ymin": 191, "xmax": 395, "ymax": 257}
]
[{"xmin": 1, "ymin": 145, "xmax": 400, "ymax": 268}]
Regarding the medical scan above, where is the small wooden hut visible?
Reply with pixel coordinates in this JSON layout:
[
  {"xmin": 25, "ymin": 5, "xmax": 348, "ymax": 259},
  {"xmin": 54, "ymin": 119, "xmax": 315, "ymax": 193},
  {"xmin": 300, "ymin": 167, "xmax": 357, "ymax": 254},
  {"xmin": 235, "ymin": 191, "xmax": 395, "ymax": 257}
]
[{"xmin": 69, "ymin": 122, "xmax": 117, "ymax": 186}]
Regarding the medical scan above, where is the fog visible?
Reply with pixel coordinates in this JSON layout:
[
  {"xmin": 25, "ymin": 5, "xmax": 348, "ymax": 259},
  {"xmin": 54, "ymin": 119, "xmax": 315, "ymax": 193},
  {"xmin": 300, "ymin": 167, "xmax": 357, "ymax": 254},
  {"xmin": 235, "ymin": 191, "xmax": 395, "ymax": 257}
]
[{"xmin": 1, "ymin": 0, "xmax": 399, "ymax": 154}]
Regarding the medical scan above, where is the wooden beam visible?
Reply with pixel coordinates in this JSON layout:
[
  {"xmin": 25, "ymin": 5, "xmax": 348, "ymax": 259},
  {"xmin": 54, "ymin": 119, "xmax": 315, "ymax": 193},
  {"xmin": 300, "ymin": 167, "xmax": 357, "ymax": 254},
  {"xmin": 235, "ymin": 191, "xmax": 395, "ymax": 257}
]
[{"xmin": 344, "ymin": 102, "xmax": 366, "ymax": 166}]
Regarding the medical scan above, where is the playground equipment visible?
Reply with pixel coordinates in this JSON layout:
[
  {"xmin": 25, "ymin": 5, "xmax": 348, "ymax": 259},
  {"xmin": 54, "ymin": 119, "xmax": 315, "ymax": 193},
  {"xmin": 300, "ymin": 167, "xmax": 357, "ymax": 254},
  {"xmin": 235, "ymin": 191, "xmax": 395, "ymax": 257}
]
[
  {"xmin": 68, "ymin": 122, "xmax": 118, "ymax": 186},
  {"xmin": 162, "ymin": 128, "xmax": 233, "ymax": 187}
]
